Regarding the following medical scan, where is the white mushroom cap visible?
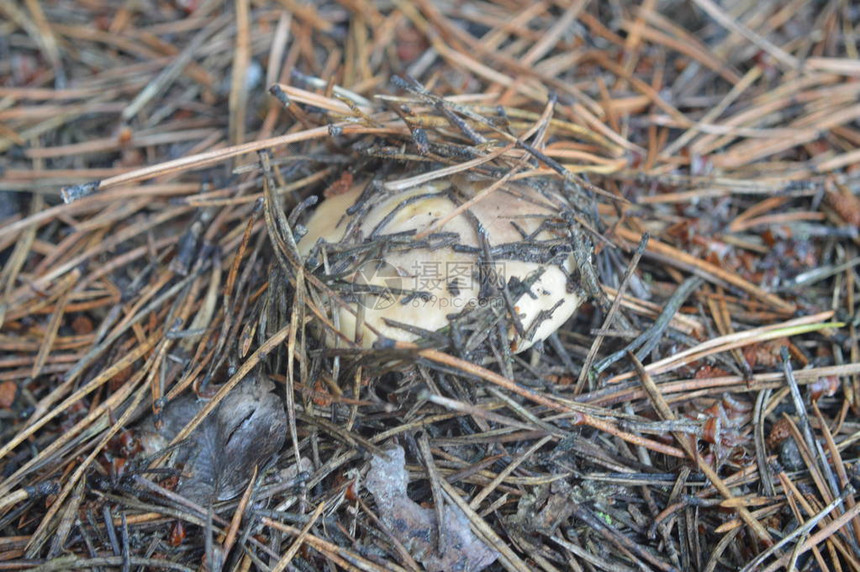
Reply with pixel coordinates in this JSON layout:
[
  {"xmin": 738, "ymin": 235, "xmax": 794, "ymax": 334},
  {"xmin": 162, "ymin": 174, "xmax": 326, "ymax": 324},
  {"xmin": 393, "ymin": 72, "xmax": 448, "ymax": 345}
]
[{"xmin": 298, "ymin": 175, "xmax": 582, "ymax": 353}]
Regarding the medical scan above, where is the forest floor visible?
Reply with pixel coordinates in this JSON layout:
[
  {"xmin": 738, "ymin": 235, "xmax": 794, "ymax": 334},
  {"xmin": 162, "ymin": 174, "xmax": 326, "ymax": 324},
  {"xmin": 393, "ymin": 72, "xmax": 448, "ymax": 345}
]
[{"xmin": 1, "ymin": 1, "xmax": 859, "ymax": 570}]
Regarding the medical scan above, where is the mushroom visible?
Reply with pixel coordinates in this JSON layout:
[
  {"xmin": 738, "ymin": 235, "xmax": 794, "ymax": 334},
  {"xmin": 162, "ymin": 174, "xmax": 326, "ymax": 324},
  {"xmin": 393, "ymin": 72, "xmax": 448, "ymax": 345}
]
[{"xmin": 298, "ymin": 174, "xmax": 587, "ymax": 353}]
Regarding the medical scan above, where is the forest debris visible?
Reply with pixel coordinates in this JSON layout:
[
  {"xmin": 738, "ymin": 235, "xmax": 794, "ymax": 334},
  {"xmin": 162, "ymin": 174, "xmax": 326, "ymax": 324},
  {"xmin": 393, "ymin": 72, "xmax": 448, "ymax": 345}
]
[
  {"xmin": 0, "ymin": 380, "xmax": 17, "ymax": 408},
  {"xmin": 507, "ymin": 480, "xmax": 577, "ymax": 546},
  {"xmin": 365, "ymin": 445, "xmax": 498, "ymax": 572},
  {"xmin": 1, "ymin": 0, "xmax": 859, "ymax": 569},
  {"xmin": 136, "ymin": 372, "xmax": 286, "ymax": 503},
  {"xmin": 613, "ymin": 226, "xmax": 796, "ymax": 313},
  {"xmin": 825, "ymin": 186, "xmax": 860, "ymax": 227}
]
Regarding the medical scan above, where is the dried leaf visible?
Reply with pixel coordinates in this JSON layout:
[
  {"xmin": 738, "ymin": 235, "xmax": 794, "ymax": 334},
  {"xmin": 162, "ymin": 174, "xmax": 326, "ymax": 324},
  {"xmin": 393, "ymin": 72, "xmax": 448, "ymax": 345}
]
[
  {"xmin": 365, "ymin": 445, "xmax": 498, "ymax": 572},
  {"xmin": 137, "ymin": 372, "xmax": 286, "ymax": 502}
]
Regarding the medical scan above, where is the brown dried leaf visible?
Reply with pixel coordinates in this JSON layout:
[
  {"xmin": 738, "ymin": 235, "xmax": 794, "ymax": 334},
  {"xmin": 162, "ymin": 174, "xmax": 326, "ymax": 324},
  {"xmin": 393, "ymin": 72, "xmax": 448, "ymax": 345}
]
[
  {"xmin": 0, "ymin": 381, "xmax": 17, "ymax": 409},
  {"xmin": 824, "ymin": 189, "xmax": 860, "ymax": 227}
]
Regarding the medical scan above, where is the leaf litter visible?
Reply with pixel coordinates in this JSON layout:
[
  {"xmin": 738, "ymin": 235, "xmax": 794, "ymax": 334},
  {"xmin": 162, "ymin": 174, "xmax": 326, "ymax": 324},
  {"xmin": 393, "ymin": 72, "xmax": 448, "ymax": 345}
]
[
  {"xmin": 0, "ymin": 1, "xmax": 859, "ymax": 571},
  {"xmin": 366, "ymin": 445, "xmax": 499, "ymax": 572}
]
